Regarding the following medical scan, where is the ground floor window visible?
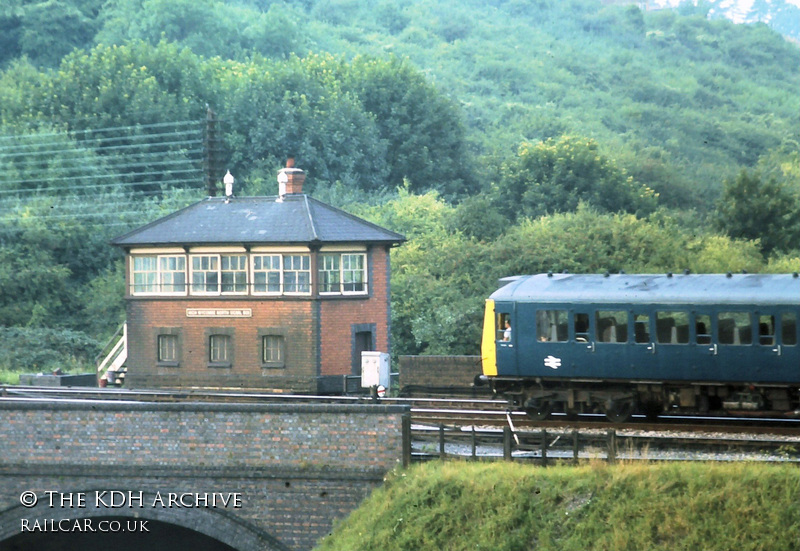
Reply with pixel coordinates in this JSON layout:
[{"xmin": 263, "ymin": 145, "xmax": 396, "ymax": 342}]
[
  {"xmin": 209, "ymin": 334, "xmax": 232, "ymax": 366},
  {"xmin": 261, "ymin": 335, "xmax": 285, "ymax": 367},
  {"xmin": 158, "ymin": 334, "xmax": 178, "ymax": 363}
]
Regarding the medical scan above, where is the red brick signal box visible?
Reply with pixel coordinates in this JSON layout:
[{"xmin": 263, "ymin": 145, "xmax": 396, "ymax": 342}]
[{"xmin": 112, "ymin": 164, "xmax": 404, "ymax": 392}]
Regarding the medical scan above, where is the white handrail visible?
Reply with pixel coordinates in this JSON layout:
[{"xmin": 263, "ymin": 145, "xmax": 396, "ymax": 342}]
[{"xmin": 97, "ymin": 323, "xmax": 127, "ymax": 375}]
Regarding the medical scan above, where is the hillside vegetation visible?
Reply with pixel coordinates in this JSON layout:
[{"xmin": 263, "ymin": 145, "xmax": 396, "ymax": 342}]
[
  {"xmin": 0, "ymin": 0, "xmax": 798, "ymax": 373},
  {"xmin": 316, "ymin": 461, "xmax": 800, "ymax": 551}
]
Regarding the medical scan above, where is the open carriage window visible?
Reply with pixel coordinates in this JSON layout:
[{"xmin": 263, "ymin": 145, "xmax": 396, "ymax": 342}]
[{"xmin": 496, "ymin": 313, "xmax": 512, "ymax": 341}]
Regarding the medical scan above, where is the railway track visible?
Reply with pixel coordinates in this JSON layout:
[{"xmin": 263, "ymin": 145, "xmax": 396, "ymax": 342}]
[
  {"xmin": 4, "ymin": 385, "xmax": 799, "ymax": 463},
  {"xmin": 4, "ymin": 385, "xmax": 800, "ymax": 432}
]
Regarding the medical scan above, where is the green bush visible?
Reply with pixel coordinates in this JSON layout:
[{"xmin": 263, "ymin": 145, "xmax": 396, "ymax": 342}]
[{"xmin": 0, "ymin": 326, "xmax": 101, "ymax": 372}]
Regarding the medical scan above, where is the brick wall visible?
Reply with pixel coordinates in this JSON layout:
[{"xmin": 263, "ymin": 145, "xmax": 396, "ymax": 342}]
[
  {"xmin": 398, "ymin": 355, "xmax": 484, "ymax": 390},
  {"xmin": 124, "ymin": 247, "xmax": 392, "ymax": 392},
  {"xmin": 319, "ymin": 247, "xmax": 391, "ymax": 377},
  {"xmin": 126, "ymin": 299, "xmax": 316, "ymax": 391},
  {"xmin": 0, "ymin": 400, "xmax": 409, "ymax": 551}
]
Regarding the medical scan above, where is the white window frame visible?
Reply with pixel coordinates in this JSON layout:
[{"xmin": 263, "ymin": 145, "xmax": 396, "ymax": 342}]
[
  {"xmin": 157, "ymin": 334, "xmax": 178, "ymax": 363},
  {"xmin": 251, "ymin": 254, "xmax": 283, "ymax": 295},
  {"xmin": 159, "ymin": 255, "xmax": 187, "ymax": 294},
  {"xmin": 261, "ymin": 335, "xmax": 285, "ymax": 366},
  {"xmin": 220, "ymin": 254, "xmax": 248, "ymax": 295},
  {"xmin": 209, "ymin": 334, "xmax": 231, "ymax": 363},
  {"xmin": 282, "ymin": 254, "xmax": 311, "ymax": 295},
  {"xmin": 190, "ymin": 254, "xmax": 220, "ymax": 295},
  {"xmin": 318, "ymin": 254, "xmax": 341, "ymax": 294},
  {"xmin": 131, "ymin": 254, "xmax": 187, "ymax": 296},
  {"xmin": 132, "ymin": 256, "xmax": 158, "ymax": 295},
  {"xmin": 318, "ymin": 252, "xmax": 368, "ymax": 295},
  {"xmin": 341, "ymin": 253, "xmax": 367, "ymax": 294}
]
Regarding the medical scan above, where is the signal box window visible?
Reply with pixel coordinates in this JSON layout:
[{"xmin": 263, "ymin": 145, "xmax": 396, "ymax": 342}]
[
  {"xmin": 191, "ymin": 255, "xmax": 219, "ymax": 294},
  {"xmin": 209, "ymin": 334, "xmax": 232, "ymax": 366},
  {"xmin": 718, "ymin": 312, "xmax": 752, "ymax": 345},
  {"xmin": 537, "ymin": 310, "xmax": 567, "ymax": 342},
  {"xmin": 132, "ymin": 256, "xmax": 158, "ymax": 293},
  {"xmin": 596, "ymin": 311, "xmax": 627, "ymax": 343},
  {"xmin": 221, "ymin": 255, "xmax": 247, "ymax": 293},
  {"xmin": 261, "ymin": 335, "xmax": 285, "ymax": 368},
  {"xmin": 783, "ymin": 313, "xmax": 797, "ymax": 346},
  {"xmin": 159, "ymin": 256, "xmax": 186, "ymax": 293},
  {"xmin": 157, "ymin": 334, "xmax": 179, "ymax": 366},
  {"xmin": 284, "ymin": 255, "xmax": 311, "ymax": 293},
  {"xmin": 252, "ymin": 254, "xmax": 282, "ymax": 294}
]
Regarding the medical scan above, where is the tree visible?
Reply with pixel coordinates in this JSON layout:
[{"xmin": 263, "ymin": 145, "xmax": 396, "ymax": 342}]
[
  {"xmin": 495, "ymin": 135, "xmax": 657, "ymax": 221},
  {"xmin": 98, "ymin": 0, "xmax": 304, "ymax": 61},
  {"xmin": 340, "ymin": 55, "xmax": 475, "ymax": 196},
  {"xmin": 353, "ymin": 189, "xmax": 495, "ymax": 355},
  {"xmin": 217, "ymin": 54, "xmax": 390, "ymax": 194},
  {"xmin": 0, "ymin": 0, "xmax": 102, "ymax": 68},
  {"xmin": 714, "ymin": 170, "xmax": 799, "ymax": 255}
]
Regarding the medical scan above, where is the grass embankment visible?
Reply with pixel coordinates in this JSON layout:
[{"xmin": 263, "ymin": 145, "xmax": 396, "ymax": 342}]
[{"xmin": 317, "ymin": 461, "xmax": 800, "ymax": 551}]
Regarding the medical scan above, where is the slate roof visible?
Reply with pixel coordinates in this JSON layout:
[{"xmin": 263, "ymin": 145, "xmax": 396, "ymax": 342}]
[{"xmin": 111, "ymin": 195, "xmax": 405, "ymax": 247}]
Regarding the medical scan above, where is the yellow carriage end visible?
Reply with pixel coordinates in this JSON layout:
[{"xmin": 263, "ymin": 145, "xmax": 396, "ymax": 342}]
[{"xmin": 481, "ymin": 299, "xmax": 498, "ymax": 376}]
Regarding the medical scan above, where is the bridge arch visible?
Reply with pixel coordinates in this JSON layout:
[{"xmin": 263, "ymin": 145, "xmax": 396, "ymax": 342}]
[
  {"xmin": 0, "ymin": 488, "xmax": 291, "ymax": 551},
  {"xmin": 0, "ymin": 399, "xmax": 408, "ymax": 550}
]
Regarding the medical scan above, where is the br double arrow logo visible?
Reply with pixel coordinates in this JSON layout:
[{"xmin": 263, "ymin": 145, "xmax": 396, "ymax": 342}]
[{"xmin": 543, "ymin": 355, "xmax": 561, "ymax": 370}]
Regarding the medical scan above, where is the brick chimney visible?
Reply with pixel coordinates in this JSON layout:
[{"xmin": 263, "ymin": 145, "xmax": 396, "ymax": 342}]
[{"xmin": 277, "ymin": 158, "xmax": 305, "ymax": 196}]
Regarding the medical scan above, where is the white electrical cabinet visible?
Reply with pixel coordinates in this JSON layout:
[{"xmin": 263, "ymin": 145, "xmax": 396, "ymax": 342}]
[{"xmin": 361, "ymin": 351, "xmax": 390, "ymax": 388}]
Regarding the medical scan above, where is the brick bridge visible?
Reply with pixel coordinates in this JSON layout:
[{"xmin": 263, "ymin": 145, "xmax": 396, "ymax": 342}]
[{"xmin": 0, "ymin": 399, "xmax": 410, "ymax": 551}]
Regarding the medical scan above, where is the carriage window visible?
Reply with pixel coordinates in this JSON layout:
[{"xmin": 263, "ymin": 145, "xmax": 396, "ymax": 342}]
[
  {"xmin": 758, "ymin": 315, "xmax": 775, "ymax": 346},
  {"xmin": 536, "ymin": 310, "xmax": 567, "ymax": 342},
  {"xmin": 655, "ymin": 311, "xmax": 688, "ymax": 344},
  {"xmin": 718, "ymin": 312, "xmax": 752, "ymax": 345},
  {"xmin": 496, "ymin": 313, "xmax": 512, "ymax": 341},
  {"xmin": 595, "ymin": 311, "xmax": 627, "ymax": 343},
  {"xmin": 782, "ymin": 313, "xmax": 796, "ymax": 346},
  {"xmin": 574, "ymin": 313, "xmax": 590, "ymax": 342},
  {"xmin": 634, "ymin": 314, "xmax": 650, "ymax": 344},
  {"xmin": 695, "ymin": 314, "xmax": 711, "ymax": 345}
]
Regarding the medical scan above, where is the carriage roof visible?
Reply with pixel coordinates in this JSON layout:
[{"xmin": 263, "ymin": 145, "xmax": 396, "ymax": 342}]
[{"xmin": 489, "ymin": 273, "xmax": 800, "ymax": 306}]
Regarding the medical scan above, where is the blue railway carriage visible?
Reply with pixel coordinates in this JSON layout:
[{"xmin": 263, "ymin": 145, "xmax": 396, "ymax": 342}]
[{"xmin": 479, "ymin": 273, "xmax": 800, "ymax": 421}]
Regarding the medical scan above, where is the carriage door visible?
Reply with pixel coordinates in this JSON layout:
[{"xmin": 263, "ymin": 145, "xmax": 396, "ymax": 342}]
[
  {"xmin": 754, "ymin": 311, "xmax": 795, "ymax": 383},
  {"xmin": 778, "ymin": 312, "xmax": 799, "ymax": 380},
  {"xmin": 573, "ymin": 310, "xmax": 596, "ymax": 377},
  {"xmin": 628, "ymin": 312, "xmax": 656, "ymax": 379},
  {"xmin": 592, "ymin": 309, "xmax": 631, "ymax": 380},
  {"xmin": 715, "ymin": 311, "xmax": 756, "ymax": 383},
  {"xmin": 495, "ymin": 305, "xmax": 518, "ymax": 376}
]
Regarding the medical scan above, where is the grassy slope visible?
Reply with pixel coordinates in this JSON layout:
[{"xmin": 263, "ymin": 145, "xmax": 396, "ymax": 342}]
[{"xmin": 316, "ymin": 461, "xmax": 800, "ymax": 551}]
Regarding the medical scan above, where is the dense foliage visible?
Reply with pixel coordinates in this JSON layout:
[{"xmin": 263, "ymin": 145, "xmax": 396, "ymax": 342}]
[{"xmin": 0, "ymin": 0, "xmax": 798, "ymax": 370}]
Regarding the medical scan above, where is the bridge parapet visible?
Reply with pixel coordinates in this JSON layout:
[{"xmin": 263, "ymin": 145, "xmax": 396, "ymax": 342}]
[{"xmin": 0, "ymin": 399, "xmax": 409, "ymax": 551}]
